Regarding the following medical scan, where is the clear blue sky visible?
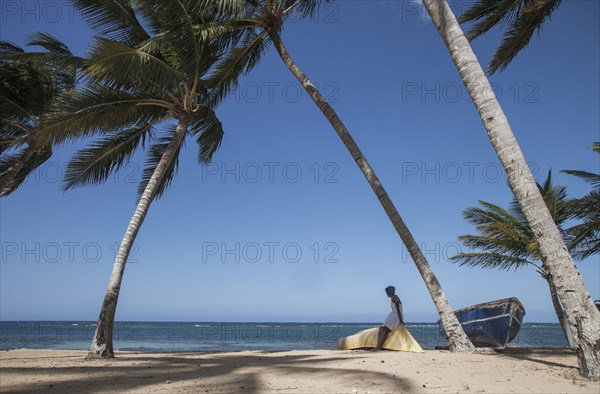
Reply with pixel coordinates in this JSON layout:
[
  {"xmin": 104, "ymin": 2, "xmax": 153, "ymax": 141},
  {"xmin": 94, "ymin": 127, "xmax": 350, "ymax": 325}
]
[{"xmin": 1, "ymin": 1, "xmax": 598, "ymax": 323}]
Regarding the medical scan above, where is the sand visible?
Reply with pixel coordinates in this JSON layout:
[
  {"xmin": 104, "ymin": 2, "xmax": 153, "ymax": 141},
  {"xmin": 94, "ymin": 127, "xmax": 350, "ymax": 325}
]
[{"xmin": 1, "ymin": 348, "xmax": 598, "ymax": 393}]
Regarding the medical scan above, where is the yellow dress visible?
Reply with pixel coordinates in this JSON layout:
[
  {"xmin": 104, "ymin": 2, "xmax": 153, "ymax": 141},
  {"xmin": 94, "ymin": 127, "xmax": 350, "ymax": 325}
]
[{"xmin": 336, "ymin": 324, "xmax": 424, "ymax": 352}]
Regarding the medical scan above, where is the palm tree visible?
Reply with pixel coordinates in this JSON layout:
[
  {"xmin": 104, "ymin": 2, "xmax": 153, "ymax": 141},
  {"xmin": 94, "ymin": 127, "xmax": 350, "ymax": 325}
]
[
  {"xmin": 451, "ymin": 171, "xmax": 575, "ymax": 346},
  {"xmin": 563, "ymin": 143, "xmax": 600, "ymax": 259},
  {"xmin": 195, "ymin": 0, "xmax": 474, "ymax": 351},
  {"xmin": 458, "ymin": 0, "xmax": 562, "ymax": 74},
  {"xmin": 39, "ymin": 0, "xmax": 226, "ymax": 357},
  {"xmin": 421, "ymin": 0, "xmax": 600, "ymax": 379},
  {"xmin": 0, "ymin": 33, "xmax": 77, "ymax": 196}
]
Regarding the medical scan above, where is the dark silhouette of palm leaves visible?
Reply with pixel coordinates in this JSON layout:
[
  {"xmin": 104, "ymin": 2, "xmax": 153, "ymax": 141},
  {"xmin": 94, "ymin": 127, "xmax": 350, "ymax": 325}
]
[
  {"xmin": 0, "ymin": 33, "xmax": 77, "ymax": 196},
  {"xmin": 458, "ymin": 0, "xmax": 562, "ymax": 74}
]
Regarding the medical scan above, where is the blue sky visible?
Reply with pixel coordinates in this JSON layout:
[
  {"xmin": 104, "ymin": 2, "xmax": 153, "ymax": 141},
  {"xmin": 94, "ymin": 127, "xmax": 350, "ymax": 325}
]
[{"xmin": 0, "ymin": 1, "xmax": 598, "ymax": 323}]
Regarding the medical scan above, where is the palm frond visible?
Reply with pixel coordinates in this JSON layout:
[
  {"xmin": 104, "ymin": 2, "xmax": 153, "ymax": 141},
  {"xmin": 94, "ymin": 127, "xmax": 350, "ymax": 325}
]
[
  {"xmin": 565, "ymin": 188, "xmax": 600, "ymax": 259},
  {"xmin": 455, "ymin": 170, "xmax": 575, "ymax": 271},
  {"xmin": 567, "ymin": 189, "xmax": 600, "ymax": 218},
  {"xmin": 0, "ymin": 50, "xmax": 85, "ymax": 76},
  {"xmin": 450, "ymin": 251, "xmax": 537, "ymax": 272},
  {"xmin": 460, "ymin": 202, "xmax": 535, "ymax": 261},
  {"xmin": 487, "ymin": 0, "xmax": 562, "ymax": 74},
  {"xmin": 63, "ymin": 122, "xmax": 158, "ymax": 190},
  {"xmin": 72, "ymin": 0, "xmax": 150, "ymax": 45},
  {"xmin": 206, "ymin": 31, "xmax": 269, "ymax": 106},
  {"xmin": 569, "ymin": 236, "xmax": 600, "ymax": 260},
  {"xmin": 561, "ymin": 144, "xmax": 599, "ymax": 258},
  {"xmin": 567, "ymin": 218, "xmax": 599, "ymax": 258},
  {"xmin": 458, "ymin": 0, "xmax": 562, "ymax": 74},
  {"xmin": 0, "ymin": 33, "xmax": 81, "ymax": 94},
  {"xmin": 464, "ymin": 201, "xmax": 527, "ymax": 232},
  {"xmin": 39, "ymin": 85, "xmax": 171, "ymax": 145},
  {"xmin": 562, "ymin": 170, "xmax": 600, "ymax": 189},
  {"xmin": 196, "ymin": 0, "xmax": 248, "ymax": 18},
  {"xmin": 190, "ymin": 19, "xmax": 260, "ymax": 44},
  {"xmin": 134, "ymin": 0, "xmax": 206, "ymax": 80},
  {"xmin": 25, "ymin": 32, "xmax": 78, "ymax": 92},
  {"xmin": 85, "ymin": 37, "xmax": 182, "ymax": 94},
  {"xmin": 0, "ymin": 40, "xmax": 24, "ymax": 54},
  {"xmin": 27, "ymin": 32, "xmax": 72, "ymax": 55},
  {"xmin": 457, "ymin": 233, "xmax": 530, "ymax": 257},
  {"xmin": 0, "ymin": 91, "xmax": 37, "ymax": 120},
  {"xmin": 0, "ymin": 129, "xmax": 27, "ymax": 154},
  {"xmin": 189, "ymin": 106, "xmax": 224, "ymax": 163},
  {"xmin": 0, "ymin": 144, "xmax": 52, "ymax": 196},
  {"xmin": 0, "ymin": 34, "xmax": 78, "ymax": 196},
  {"xmin": 283, "ymin": 0, "xmax": 326, "ymax": 19},
  {"xmin": 458, "ymin": 0, "xmax": 523, "ymax": 41},
  {"xmin": 563, "ymin": 142, "xmax": 599, "ymax": 189}
]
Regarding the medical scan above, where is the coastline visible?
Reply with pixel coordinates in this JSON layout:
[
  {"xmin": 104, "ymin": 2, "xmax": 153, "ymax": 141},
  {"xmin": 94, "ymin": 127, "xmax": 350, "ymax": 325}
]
[{"xmin": 1, "ymin": 348, "xmax": 598, "ymax": 393}]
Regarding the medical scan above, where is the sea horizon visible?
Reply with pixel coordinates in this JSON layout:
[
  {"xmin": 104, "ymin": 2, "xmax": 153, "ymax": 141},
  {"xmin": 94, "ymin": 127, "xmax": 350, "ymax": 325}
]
[{"xmin": 1, "ymin": 321, "xmax": 569, "ymax": 352}]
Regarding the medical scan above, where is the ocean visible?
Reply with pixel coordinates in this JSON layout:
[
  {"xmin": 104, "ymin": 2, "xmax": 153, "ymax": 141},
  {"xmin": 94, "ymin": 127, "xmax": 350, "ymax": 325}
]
[{"xmin": 0, "ymin": 322, "xmax": 569, "ymax": 352}]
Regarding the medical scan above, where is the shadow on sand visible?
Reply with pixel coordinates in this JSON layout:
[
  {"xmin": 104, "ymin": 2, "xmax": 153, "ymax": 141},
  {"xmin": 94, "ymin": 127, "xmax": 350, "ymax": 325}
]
[
  {"xmin": 0, "ymin": 351, "xmax": 416, "ymax": 393},
  {"xmin": 490, "ymin": 347, "xmax": 578, "ymax": 370}
]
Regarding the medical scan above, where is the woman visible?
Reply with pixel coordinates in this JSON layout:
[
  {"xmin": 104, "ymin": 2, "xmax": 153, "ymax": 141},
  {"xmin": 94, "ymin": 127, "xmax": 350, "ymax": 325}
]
[{"xmin": 373, "ymin": 286, "xmax": 404, "ymax": 351}]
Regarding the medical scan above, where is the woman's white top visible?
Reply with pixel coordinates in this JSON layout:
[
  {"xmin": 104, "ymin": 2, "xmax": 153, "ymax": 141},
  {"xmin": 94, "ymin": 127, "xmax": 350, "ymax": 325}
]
[{"xmin": 383, "ymin": 300, "xmax": 402, "ymax": 330}]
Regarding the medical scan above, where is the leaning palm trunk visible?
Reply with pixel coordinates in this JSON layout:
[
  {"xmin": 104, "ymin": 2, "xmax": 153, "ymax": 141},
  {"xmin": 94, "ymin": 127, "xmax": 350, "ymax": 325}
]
[
  {"xmin": 88, "ymin": 119, "xmax": 188, "ymax": 358},
  {"xmin": 268, "ymin": 31, "xmax": 474, "ymax": 352},
  {"xmin": 422, "ymin": 0, "xmax": 600, "ymax": 378},
  {"xmin": 543, "ymin": 269, "xmax": 574, "ymax": 347}
]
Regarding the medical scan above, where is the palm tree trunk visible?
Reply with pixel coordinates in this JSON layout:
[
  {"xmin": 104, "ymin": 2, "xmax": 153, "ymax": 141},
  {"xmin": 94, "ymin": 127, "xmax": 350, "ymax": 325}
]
[
  {"xmin": 422, "ymin": 0, "xmax": 600, "ymax": 379},
  {"xmin": 544, "ymin": 271, "xmax": 574, "ymax": 347},
  {"xmin": 87, "ymin": 118, "xmax": 188, "ymax": 358},
  {"xmin": 268, "ymin": 31, "xmax": 474, "ymax": 352}
]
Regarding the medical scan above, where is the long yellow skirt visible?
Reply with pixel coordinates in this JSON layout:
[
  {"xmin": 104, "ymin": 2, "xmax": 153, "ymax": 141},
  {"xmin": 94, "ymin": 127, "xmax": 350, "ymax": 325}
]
[{"xmin": 336, "ymin": 325, "xmax": 424, "ymax": 352}]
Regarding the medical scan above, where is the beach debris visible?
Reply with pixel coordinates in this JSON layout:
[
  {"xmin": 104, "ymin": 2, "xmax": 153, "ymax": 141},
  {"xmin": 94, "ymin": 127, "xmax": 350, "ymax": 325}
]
[{"xmin": 166, "ymin": 380, "xmax": 171, "ymax": 384}]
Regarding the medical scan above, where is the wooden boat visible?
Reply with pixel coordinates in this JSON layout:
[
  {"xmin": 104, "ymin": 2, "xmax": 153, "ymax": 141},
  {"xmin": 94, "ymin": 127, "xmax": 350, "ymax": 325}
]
[
  {"xmin": 440, "ymin": 297, "xmax": 525, "ymax": 349},
  {"xmin": 337, "ymin": 325, "xmax": 424, "ymax": 352}
]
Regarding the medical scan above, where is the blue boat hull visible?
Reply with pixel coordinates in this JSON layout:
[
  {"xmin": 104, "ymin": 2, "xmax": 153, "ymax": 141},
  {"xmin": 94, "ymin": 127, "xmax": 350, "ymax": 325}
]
[{"xmin": 441, "ymin": 298, "xmax": 526, "ymax": 349}]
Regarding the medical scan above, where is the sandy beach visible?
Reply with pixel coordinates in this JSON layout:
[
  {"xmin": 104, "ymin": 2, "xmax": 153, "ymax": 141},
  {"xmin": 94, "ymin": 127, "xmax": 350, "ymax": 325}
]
[{"xmin": 1, "ymin": 348, "xmax": 598, "ymax": 393}]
